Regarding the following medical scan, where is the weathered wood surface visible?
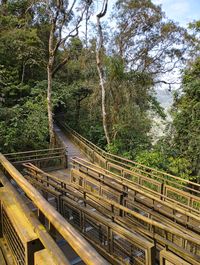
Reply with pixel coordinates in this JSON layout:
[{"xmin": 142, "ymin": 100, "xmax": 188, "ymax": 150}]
[
  {"xmin": 0, "ymin": 171, "xmax": 70, "ymax": 265},
  {"xmin": 54, "ymin": 124, "xmax": 87, "ymax": 167},
  {"xmin": 0, "ymin": 153, "xmax": 109, "ymax": 265},
  {"xmin": 24, "ymin": 163, "xmax": 200, "ymax": 265},
  {"xmin": 55, "ymin": 117, "xmax": 200, "ymax": 198}
]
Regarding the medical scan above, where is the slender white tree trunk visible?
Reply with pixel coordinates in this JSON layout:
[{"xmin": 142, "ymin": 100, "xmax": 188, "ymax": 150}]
[
  {"xmin": 96, "ymin": 0, "xmax": 110, "ymax": 145},
  {"xmin": 47, "ymin": 19, "xmax": 55, "ymax": 148},
  {"xmin": 45, "ymin": 1, "xmax": 91, "ymax": 147},
  {"xmin": 47, "ymin": 61, "xmax": 55, "ymax": 147},
  {"xmin": 96, "ymin": 58, "xmax": 110, "ymax": 145}
]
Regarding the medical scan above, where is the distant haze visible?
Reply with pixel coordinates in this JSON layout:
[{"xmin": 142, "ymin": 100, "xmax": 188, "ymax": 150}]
[{"xmin": 156, "ymin": 88, "xmax": 173, "ymax": 109}]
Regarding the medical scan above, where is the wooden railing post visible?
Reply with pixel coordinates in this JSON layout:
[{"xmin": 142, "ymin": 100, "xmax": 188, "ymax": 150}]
[{"xmin": 0, "ymin": 153, "xmax": 109, "ymax": 265}]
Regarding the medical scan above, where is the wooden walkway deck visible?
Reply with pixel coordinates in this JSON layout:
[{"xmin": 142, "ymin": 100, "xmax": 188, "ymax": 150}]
[
  {"xmin": 54, "ymin": 124, "xmax": 87, "ymax": 166},
  {"xmin": 52, "ymin": 125, "xmax": 88, "ymax": 181},
  {"xmin": 50, "ymin": 122, "xmax": 200, "ymax": 264}
]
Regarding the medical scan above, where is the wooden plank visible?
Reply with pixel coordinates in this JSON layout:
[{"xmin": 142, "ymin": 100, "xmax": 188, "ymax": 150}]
[
  {"xmin": 160, "ymin": 250, "xmax": 191, "ymax": 265},
  {"xmin": 0, "ymin": 153, "xmax": 109, "ymax": 265},
  {"xmin": 0, "ymin": 247, "xmax": 7, "ymax": 265},
  {"xmin": 34, "ymin": 249, "xmax": 58, "ymax": 265}
]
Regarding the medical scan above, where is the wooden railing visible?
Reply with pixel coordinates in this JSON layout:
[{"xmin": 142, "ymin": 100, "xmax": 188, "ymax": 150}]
[
  {"xmin": 23, "ymin": 163, "xmax": 200, "ymax": 265},
  {"xmin": 71, "ymin": 157, "xmax": 200, "ymax": 214},
  {"xmin": 70, "ymin": 157, "xmax": 200, "ymax": 226},
  {"xmin": 0, "ymin": 171, "xmax": 70, "ymax": 265},
  {"xmin": 24, "ymin": 163, "xmax": 155, "ymax": 265},
  {"xmin": 160, "ymin": 250, "xmax": 191, "ymax": 265},
  {"xmin": 55, "ymin": 117, "xmax": 200, "ymax": 207},
  {"xmin": 0, "ymin": 153, "xmax": 108, "ymax": 265},
  {"xmin": 69, "ymin": 168, "xmax": 200, "ymax": 265},
  {"xmin": 4, "ymin": 147, "xmax": 67, "ymax": 171}
]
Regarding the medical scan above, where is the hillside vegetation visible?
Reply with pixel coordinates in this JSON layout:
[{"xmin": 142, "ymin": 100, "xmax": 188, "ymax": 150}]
[{"xmin": 0, "ymin": 0, "xmax": 199, "ymax": 181}]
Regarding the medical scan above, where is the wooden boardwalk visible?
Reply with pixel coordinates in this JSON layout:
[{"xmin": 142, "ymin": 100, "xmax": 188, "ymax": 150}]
[
  {"xmin": 52, "ymin": 125, "xmax": 88, "ymax": 181},
  {"xmin": 54, "ymin": 124, "xmax": 88, "ymax": 166},
  {"xmin": 1, "ymin": 122, "xmax": 199, "ymax": 265},
  {"xmin": 51, "ymin": 121, "xmax": 200, "ymax": 265}
]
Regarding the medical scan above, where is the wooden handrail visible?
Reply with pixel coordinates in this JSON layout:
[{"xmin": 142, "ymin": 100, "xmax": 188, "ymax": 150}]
[
  {"xmin": 0, "ymin": 172, "xmax": 70, "ymax": 265},
  {"xmin": 0, "ymin": 153, "xmax": 109, "ymax": 265},
  {"xmin": 23, "ymin": 163, "xmax": 200, "ymax": 244},
  {"xmin": 71, "ymin": 157, "xmax": 200, "ymax": 215},
  {"xmin": 4, "ymin": 147, "xmax": 65, "ymax": 156},
  {"xmin": 22, "ymin": 163, "xmax": 200, "ymax": 264},
  {"xmin": 55, "ymin": 117, "xmax": 200, "ymax": 192}
]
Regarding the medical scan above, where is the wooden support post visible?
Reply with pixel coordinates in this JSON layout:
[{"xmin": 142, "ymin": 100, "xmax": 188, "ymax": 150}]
[
  {"xmin": 48, "ymin": 221, "xmax": 57, "ymax": 241},
  {"xmin": 0, "ymin": 172, "xmax": 70, "ymax": 265},
  {"xmin": 108, "ymin": 227, "xmax": 113, "ymax": 254},
  {"xmin": 58, "ymin": 195, "xmax": 62, "ymax": 214},
  {"xmin": 38, "ymin": 209, "xmax": 46, "ymax": 225},
  {"xmin": 119, "ymin": 194, "xmax": 124, "ymax": 217},
  {"xmin": 64, "ymin": 148, "xmax": 68, "ymax": 168},
  {"xmin": 0, "ymin": 153, "xmax": 109, "ymax": 265}
]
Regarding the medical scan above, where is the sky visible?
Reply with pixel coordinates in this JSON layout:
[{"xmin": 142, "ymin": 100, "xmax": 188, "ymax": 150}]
[
  {"xmin": 152, "ymin": 0, "xmax": 200, "ymax": 26},
  {"xmin": 106, "ymin": 0, "xmax": 200, "ymax": 27}
]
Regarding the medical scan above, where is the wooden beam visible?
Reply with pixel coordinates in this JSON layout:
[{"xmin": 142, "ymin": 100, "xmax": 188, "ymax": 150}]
[{"xmin": 0, "ymin": 153, "xmax": 109, "ymax": 265}]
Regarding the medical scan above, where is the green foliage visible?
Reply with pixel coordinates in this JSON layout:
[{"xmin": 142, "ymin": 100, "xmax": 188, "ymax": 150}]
[
  {"xmin": 148, "ymin": 94, "xmax": 166, "ymax": 119},
  {"xmin": 0, "ymin": 1, "xmax": 47, "ymax": 153},
  {"xmin": 167, "ymin": 157, "xmax": 193, "ymax": 180},
  {"xmin": 108, "ymin": 103, "xmax": 152, "ymax": 159},
  {"xmin": 113, "ymin": 0, "xmax": 189, "ymax": 77},
  {"xmin": 103, "ymin": 64, "xmax": 164, "ymax": 158},
  {"xmin": 0, "ymin": 0, "xmax": 198, "ymax": 187},
  {"xmin": 86, "ymin": 124, "xmax": 107, "ymax": 149},
  {"xmin": 0, "ymin": 15, "xmax": 44, "ymax": 84},
  {"xmin": 136, "ymin": 150, "xmax": 167, "ymax": 171},
  {"xmin": 32, "ymin": 80, "xmax": 73, "ymax": 108},
  {"xmin": 189, "ymin": 20, "xmax": 200, "ymax": 32},
  {"xmin": 171, "ymin": 57, "xmax": 200, "ymax": 179},
  {"xmin": 105, "ymin": 56, "xmax": 125, "ymax": 80},
  {"xmin": 136, "ymin": 149, "xmax": 194, "ymax": 180},
  {"xmin": 0, "ymin": 98, "xmax": 48, "ymax": 153}
]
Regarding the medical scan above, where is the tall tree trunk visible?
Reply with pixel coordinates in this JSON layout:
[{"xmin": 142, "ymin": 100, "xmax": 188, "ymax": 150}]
[
  {"xmin": 85, "ymin": 7, "xmax": 89, "ymax": 48},
  {"xmin": 96, "ymin": 61, "xmax": 110, "ymax": 145},
  {"xmin": 47, "ymin": 19, "xmax": 56, "ymax": 147},
  {"xmin": 96, "ymin": 0, "xmax": 110, "ymax": 145},
  {"xmin": 45, "ymin": 1, "xmax": 89, "ymax": 147},
  {"xmin": 47, "ymin": 61, "xmax": 55, "ymax": 147}
]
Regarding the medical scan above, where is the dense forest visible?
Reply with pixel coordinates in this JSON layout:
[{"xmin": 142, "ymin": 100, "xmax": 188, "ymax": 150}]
[{"xmin": 0, "ymin": 0, "xmax": 199, "ymax": 181}]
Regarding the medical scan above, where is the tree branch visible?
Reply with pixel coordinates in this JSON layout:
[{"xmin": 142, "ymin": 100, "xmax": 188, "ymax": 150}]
[
  {"xmin": 154, "ymin": 80, "xmax": 181, "ymax": 91},
  {"xmin": 52, "ymin": 56, "xmax": 69, "ymax": 77}
]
